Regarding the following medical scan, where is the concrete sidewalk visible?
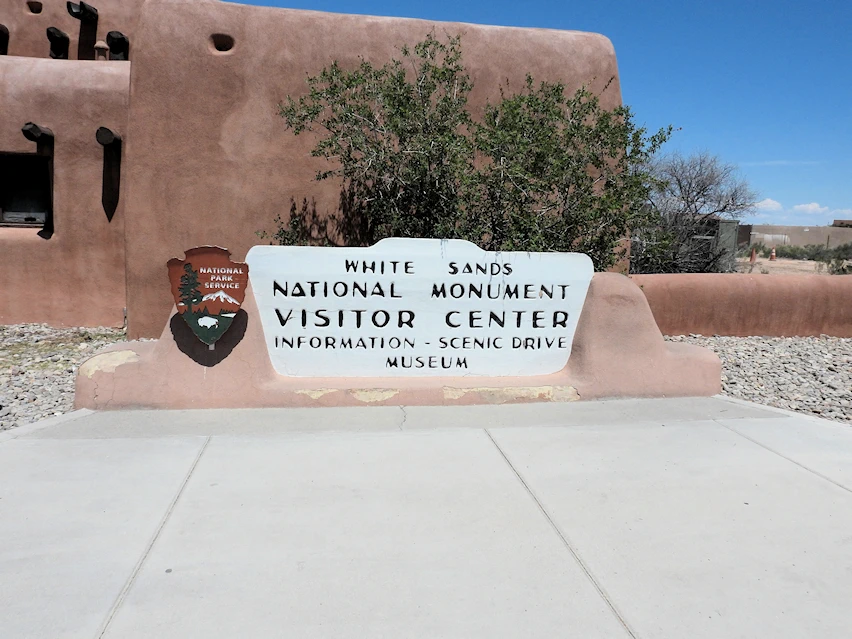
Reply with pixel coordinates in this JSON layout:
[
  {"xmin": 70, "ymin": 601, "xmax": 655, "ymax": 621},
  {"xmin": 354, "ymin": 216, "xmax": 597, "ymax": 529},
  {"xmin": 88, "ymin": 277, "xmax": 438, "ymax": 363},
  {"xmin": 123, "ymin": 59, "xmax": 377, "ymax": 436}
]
[{"xmin": 1, "ymin": 397, "xmax": 851, "ymax": 638}]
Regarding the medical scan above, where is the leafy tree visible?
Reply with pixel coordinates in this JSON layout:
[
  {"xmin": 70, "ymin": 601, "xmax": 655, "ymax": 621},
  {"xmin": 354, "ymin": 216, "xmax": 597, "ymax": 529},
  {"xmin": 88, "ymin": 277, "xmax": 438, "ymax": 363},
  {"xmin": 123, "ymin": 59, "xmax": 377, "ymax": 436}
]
[
  {"xmin": 468, "ymin": 77, "xmax": 670, "ymax": 267},
  {"xmin": 279, "ymin": 34, "xmax": 473, "ymax": 247},
  {"xmin": 179, "ymin": 263, "xmax": 203, "ymax": 312},
  {"xmin": 275, "ymin": 33, "xmax": 672, "ymax": 270},
  {"xmin": 630, "ymin": 152, "xmax": 757, "ymax": 274}
]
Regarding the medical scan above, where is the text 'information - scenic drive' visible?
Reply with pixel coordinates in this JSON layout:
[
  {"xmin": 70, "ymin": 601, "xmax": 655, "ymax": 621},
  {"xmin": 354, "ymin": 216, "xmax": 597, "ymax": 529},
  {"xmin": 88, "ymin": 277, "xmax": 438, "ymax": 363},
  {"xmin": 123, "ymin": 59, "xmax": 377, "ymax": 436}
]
[{"xmin": 246, "ymin": 239, "xmax": 593, "ymax": 377}]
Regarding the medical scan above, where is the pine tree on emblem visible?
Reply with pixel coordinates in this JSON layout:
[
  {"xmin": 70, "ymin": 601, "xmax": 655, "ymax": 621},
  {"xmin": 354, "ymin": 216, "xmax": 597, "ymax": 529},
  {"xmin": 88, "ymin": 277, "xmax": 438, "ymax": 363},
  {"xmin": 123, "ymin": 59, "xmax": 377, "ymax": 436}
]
[{"xmin": 179, "ymin": 263, "xmax": 203, "ymax": 313}]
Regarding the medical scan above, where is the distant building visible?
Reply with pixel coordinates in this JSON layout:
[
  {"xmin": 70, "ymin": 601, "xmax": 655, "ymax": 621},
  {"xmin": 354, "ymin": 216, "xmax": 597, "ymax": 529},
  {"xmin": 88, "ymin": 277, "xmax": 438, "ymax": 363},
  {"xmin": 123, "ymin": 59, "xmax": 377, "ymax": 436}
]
[{"xmin": 747, "ymin": 225, "xmax": 852, "ymax": 248}]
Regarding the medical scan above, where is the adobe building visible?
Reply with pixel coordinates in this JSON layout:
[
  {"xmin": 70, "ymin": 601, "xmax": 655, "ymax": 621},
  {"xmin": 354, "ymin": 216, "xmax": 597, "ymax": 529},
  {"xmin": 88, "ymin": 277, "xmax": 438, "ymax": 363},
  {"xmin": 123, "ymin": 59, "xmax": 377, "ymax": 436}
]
[{"xmin": 0, "ymin": 0, "xmax": 621, "ymax": 338}]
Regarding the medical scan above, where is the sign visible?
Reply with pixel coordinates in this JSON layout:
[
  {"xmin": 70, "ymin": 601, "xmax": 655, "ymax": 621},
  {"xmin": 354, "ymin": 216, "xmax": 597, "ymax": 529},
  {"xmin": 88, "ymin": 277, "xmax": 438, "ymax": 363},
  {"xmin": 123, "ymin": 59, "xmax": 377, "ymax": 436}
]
[
  {"xmin": 246, "ymin": 239, "xmax": 593, "ymax": 377},
  {"xmin": 167, "ymin": 246, "xmax": 249, "ymax": 346}
]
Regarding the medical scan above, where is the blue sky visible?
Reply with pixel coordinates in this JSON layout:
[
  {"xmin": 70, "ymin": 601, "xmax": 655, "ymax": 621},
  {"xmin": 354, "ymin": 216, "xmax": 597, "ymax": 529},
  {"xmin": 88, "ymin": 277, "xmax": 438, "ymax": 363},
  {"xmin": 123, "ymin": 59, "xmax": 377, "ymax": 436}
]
[{"xmin": 231, "ymin": 0, "xmax": 851, "ymax": 226}]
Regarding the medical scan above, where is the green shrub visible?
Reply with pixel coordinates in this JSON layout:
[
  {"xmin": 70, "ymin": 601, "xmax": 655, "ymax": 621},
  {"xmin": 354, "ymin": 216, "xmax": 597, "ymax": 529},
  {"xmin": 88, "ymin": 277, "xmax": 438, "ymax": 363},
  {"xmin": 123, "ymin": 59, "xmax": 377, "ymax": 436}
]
[{"xmin": 272, "ymin": 33, "xmax": 672, "ymax": 270}]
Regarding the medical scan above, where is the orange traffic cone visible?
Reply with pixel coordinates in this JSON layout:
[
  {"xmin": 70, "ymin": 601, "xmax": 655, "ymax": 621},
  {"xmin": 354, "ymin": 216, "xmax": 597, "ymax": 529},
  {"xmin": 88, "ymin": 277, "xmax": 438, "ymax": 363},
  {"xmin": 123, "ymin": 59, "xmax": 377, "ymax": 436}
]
[
  {"xmin": 770, "ymin": 246, "xmax": 777, "ymax": 261},
  {"xmin": 750, "ymin": 247, "xmax": 757, "ymax": 263}
]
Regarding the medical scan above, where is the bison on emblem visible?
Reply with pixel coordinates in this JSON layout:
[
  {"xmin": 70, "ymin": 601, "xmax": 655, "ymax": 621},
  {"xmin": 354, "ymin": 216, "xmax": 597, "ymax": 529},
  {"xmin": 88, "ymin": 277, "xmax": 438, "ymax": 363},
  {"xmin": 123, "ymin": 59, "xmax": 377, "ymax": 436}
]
[{"xmin": 167, "ymin": 247, "xmax": 249, "ymax": 346}]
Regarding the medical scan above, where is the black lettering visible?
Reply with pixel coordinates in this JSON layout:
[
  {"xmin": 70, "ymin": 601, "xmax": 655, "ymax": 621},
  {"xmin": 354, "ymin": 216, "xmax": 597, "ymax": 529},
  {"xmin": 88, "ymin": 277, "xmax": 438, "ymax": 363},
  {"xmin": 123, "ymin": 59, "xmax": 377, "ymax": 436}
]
[
  {"xmin": 372, "ymin": 310, "xmax": 390, "ymax": 328},
  {"xmin": 345, "ymin": 260, "xmax": 358, "ymax": 273},
  {"xmin": 315, "ymin": 309, "xmax": 330, "ymax": 327},
  {"xmin": 275, "ymin": 309, "xmax": 293, "ymax": 326},
  {"xmin": 432, "ymin": 283, "xmax": 447, "ymax": 298},
  {"xmin": 273, "ymin": 280, "xmax": 287, "ymax": 296},
  {"xmin": 553, "ymin": 311, "xmax": 568, "ymax": 328},
  {"xmin": 446, "ymin": 311, "xmax": 460, "ymax": 328},
  {"xmin": 398, "ymin": 310, "xmax": 415, "ymax": 328}
]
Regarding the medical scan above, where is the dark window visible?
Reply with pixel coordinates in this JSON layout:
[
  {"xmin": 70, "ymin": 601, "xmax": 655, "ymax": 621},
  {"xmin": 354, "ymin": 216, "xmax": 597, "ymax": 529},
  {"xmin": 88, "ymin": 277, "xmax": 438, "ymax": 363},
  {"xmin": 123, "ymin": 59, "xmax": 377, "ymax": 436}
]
[
  {"xmin": 0, "ymin": 24, "xmax": 8, "ymax": 56},
  {"xmin": 0, "ymin": 153, "xmax": 52, "ymax": 227}
]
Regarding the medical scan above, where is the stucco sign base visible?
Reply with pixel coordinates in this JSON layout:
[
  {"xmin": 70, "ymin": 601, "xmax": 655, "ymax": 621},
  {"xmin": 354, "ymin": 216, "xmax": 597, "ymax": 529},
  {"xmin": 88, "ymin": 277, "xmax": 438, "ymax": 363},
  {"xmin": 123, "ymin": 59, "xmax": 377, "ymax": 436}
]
[{"xmin": 75, "ymin": 274, "xmax": 721, "ymax": 410}]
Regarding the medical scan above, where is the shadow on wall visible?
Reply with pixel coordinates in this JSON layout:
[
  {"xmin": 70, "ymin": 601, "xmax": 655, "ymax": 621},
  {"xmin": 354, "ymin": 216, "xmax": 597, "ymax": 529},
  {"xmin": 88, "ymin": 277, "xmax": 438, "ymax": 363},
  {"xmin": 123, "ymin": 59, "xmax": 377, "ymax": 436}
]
[
  {"xmin": 96, "ymin": 127, "xmax": 121, "ymax": 221},
  {"xmin": 20, "ymin": 122, "xmax": 55, "ymax": 239},
  {"xmin": 67, "ymin": 1, "xmax": 99, "ymax": 60}
]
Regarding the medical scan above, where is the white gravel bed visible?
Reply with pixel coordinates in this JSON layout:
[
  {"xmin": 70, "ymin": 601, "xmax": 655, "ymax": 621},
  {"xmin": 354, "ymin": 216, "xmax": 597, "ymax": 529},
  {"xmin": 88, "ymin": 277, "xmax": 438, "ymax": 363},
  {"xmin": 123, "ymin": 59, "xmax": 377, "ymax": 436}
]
[
  {"xmin": 0, "ymin": 324, "xmax": 126, "ymax": 432},
  {"xmin": 1, "ymin": 325, "xmax": 849, "ymax": 429},
  {"xmin": 667, "ymin": 335, "xmax": 852, "ymax": 424}
]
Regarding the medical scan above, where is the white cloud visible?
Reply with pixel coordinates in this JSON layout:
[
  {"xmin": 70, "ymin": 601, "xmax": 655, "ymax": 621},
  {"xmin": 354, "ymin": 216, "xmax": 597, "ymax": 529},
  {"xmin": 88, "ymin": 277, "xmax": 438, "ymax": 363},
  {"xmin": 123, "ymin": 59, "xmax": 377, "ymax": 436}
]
[
  {"xmin": 755, "ymin": 198, "xmax": 783, "ymax": 212},
  {"xmin": 792, "ymin": 202, "xmax": 829, "ymax": 214},
  {"xmin": 833, "ymin": 208, "xmax": 852, "ymax": 216}
]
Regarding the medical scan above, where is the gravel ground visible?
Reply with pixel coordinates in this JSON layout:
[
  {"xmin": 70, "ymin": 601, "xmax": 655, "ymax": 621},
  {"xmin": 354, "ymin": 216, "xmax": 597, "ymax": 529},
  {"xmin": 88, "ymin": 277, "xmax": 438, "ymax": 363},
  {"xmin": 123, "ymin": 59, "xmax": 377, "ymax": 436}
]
[
  {"xmin": 667, "ymin": 335, "xmax": 852, "ymax": 424},
  {"xmin": 1, "ymin": 325, "xmax": 849, "ymax": 430},
  {"xmin": 0, "ymin": 324, "xmax": 126, "ymax": 432}
]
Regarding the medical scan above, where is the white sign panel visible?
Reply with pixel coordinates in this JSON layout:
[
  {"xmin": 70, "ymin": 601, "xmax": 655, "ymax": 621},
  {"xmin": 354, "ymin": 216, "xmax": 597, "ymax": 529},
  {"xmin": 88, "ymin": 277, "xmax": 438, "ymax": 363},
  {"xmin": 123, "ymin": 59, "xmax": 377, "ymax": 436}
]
[{"xmin": 246, "ymin": 239, "xmax": 593, "ymax": 377}]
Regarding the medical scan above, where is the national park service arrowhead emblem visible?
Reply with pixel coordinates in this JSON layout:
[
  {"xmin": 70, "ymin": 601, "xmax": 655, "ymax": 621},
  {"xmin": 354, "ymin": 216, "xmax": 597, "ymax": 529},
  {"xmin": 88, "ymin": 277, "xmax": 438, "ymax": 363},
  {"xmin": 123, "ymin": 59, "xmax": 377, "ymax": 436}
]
[{"xmin": 167, "ymin": 247, "xmax": 249, "ymax": 346}]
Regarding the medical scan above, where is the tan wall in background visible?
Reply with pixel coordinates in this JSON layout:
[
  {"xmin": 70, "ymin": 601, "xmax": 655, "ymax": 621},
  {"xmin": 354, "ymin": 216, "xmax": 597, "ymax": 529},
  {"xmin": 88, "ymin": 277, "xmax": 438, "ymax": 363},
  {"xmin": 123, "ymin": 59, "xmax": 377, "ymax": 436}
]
[
  {"xmin": 632, "ymin": 274, "xmax": 852, "ymax": 338},
  {"xmin": 0, "ymin": 0, "xmax": 143, "ymax": 59},
  {"xmin": 750, "ymin": 224, "xmax": 852, "ymax": 248},
  {"xmin": 0, "ymin": 57, "xmax": 129, "ymax": 327},
  {"xmin": 122, "ymin": 0, "xmax": 622, "ymax": 338}
]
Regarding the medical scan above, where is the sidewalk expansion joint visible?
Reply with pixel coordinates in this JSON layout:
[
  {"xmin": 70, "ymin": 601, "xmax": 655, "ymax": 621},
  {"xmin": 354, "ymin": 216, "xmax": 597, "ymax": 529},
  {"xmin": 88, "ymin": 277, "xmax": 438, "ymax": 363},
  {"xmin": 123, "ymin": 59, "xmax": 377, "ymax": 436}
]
[
  {"xmin": 483, "ymin": 428, "xmax": 640, "ymax": 639},
  {"xmin": 96, "ymin": 435, "xmax": 212, "ymax": 639},
  {"xmin": 715, "ymin": 419, "xmax": 852, "ymax": 495}
]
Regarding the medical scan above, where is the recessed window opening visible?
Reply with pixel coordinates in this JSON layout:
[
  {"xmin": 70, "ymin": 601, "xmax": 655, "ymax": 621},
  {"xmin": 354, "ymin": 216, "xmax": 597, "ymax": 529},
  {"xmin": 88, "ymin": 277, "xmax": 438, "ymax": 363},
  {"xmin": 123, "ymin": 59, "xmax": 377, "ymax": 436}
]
[
  {"xmin": 0, "ymin": 25, "xmax": 8, "ymax": 56},
  {"xmin": 0, "ymin": 153, "xmax": 52, "ymax": 228},
  {"xmin": 26, "ymin": 1, "xmax": 43, "ymax": 14},
  {"xmin": 210, "ymin": 33, "xmax": 234, "ymax": 53}
]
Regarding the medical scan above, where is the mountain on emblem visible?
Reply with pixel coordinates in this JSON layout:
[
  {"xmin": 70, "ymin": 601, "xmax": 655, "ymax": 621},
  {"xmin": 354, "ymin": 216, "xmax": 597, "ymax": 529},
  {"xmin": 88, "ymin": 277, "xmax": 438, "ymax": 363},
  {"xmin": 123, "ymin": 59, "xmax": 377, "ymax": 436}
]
[
  {"xmin": 166, "ymin": 247, "xmax": 249, "ymax": 346},
  {"xmin": 202, "ymin": 290, "xmax": 240, "ymax": 304}
]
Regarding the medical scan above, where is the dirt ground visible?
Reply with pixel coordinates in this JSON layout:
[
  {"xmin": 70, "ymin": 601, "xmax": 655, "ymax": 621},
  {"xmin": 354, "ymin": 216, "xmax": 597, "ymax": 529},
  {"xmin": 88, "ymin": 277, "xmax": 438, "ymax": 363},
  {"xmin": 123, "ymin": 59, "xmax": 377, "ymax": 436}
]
[{"xmin": 736, "ymin": 257, "xmax": 831, "ymax": 275}]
